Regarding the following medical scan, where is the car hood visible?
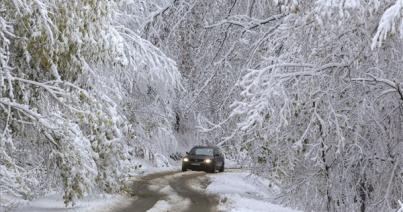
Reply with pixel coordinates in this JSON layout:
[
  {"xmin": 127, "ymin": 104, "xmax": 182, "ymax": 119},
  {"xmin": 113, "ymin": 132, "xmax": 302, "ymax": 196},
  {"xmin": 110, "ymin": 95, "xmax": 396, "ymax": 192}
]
[{"xmin": 187, "ymin": 155, "xmax": 213, "ymax": 160}]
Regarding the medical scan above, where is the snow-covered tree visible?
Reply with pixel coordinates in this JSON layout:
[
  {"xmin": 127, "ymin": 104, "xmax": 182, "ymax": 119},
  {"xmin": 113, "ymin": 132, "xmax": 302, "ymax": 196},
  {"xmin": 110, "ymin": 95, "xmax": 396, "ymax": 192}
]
[
  {"xmin": 0, "ymin": 0, "xmax": 181, "ymax": 207},
  {"xmin": 144, "ymin": 0, "xmax": 403, "ymax": 211},
  {"xmin": 222, "ymin": 1, "xmax": 403, "ymax": 211},
  {"xmin": 2, "ymin": 0, "xmax": 403, "ymax": 211}
]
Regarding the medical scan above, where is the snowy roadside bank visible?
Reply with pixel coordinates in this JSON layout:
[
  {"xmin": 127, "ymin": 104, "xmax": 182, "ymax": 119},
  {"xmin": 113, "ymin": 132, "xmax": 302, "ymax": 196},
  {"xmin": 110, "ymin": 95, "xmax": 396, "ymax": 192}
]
[
  {"xmin": 206, "ymin": 171, "xmax": 300, "ymax": 212},
  {"xmin": 9, "ymin": 193, "xmax": 130, "ymax": 212},
  {"xmin": 6, "ymin": 166, "xmax": 181, "ymax": 212}
]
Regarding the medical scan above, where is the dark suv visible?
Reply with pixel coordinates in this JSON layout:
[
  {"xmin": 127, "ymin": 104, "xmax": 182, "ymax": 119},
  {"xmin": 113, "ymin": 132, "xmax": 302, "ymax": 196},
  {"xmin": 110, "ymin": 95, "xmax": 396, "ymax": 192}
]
[{"xmin": 182, "ymin": 146, "xmax": 224, "ymax": 173}]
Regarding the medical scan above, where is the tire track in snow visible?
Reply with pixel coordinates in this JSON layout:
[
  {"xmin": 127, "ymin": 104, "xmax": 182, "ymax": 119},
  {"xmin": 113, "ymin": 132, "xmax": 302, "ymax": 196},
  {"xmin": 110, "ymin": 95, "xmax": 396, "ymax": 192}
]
[
  {"xmin": 117, "ymin": 171, "xmax": 219, "ymax": 212},
  {"xmin": 169, "ymin": 172, "xmax": 218, "ymax": 212}
]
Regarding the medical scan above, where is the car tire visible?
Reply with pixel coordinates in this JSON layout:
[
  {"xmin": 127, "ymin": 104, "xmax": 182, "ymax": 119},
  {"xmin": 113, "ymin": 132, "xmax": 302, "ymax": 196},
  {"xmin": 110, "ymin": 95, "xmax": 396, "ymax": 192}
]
[
  {"xmin": 219, "ymin": 164, "xmax": 224, "ymax": 172},
  {"xmin": 182, "ymin": 166, "xmax": 187, "ymax": 172}
]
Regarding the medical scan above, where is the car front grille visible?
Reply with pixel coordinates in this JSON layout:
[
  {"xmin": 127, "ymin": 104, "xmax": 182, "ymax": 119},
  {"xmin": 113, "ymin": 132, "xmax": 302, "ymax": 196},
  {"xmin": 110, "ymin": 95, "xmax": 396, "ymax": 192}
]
[{"xmin": 190, "ymin": 159, "xmax": 204, "ymax": 162}]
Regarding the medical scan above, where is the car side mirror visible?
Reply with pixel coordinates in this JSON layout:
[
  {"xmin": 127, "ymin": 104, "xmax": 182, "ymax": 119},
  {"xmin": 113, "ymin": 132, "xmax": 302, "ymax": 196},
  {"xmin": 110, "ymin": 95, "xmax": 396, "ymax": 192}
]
[{"xmin": 186, "ymin": 152, "xmax": 189, "ymax": 155}]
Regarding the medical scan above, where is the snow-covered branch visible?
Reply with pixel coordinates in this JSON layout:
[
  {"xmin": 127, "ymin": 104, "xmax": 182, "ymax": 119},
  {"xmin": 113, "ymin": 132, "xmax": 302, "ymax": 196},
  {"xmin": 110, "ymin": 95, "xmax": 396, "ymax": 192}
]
[
  {"xmin": 352, "ymin": 73, "xmax": 403, "ymax": 101},
  {"xmin": 372, "ymin": 0, "xmax": 403, "ymax": 49},
  {"xmin": 205, "ymin": 14, "xmax": 286, "ymax": 30},
  {"xmin": 0, "ymin": 0, "xmax": 183, "ymax": 207}
]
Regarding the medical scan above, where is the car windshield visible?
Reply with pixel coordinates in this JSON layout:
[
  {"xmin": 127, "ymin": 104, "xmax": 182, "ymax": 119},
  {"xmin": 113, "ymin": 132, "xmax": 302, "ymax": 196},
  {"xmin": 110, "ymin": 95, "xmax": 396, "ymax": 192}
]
[{"xmin": 191, "ymin": 148, "xmax": 214, "ymax": 156}]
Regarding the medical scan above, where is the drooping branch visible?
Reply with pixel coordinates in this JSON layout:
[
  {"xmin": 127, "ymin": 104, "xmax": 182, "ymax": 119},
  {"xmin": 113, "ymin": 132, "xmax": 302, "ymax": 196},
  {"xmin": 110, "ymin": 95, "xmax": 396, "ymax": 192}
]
[
  {"xmin": 352, "ymin": 73, "xmax": 403, "ymax": 101},
  {"xmin": 205, "ymin": 14, "xmax": 286, "ymax": 30}
]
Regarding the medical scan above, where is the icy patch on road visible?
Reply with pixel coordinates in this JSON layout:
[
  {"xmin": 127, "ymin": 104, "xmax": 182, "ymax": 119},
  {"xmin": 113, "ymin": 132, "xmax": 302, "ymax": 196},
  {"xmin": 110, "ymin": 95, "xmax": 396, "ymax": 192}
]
[
  {"xmin": 160, "ymin": 185, "xmax": 191, "ymax": 211},
  {"xmin": 186, "ymin": 173, "xmax": 210, "ymax": 192},
  {"xmin": 207, "ymin": 171, "xmax": 300, "ymax": 212},
  {"xmin": 146, "ymin": 184, "xmax": 190, "ymax": 212},
  {"xmin": 146, "ymin": 200, "xmax": 171, "ymax": 212}
]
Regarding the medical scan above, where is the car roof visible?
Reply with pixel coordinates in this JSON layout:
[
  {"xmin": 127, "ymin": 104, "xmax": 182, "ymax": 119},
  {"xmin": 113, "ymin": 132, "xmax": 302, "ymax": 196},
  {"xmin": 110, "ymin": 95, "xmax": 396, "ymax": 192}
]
[{"xmin": 191, "ymin": 146, "xmax": 218, "ymax": 149}]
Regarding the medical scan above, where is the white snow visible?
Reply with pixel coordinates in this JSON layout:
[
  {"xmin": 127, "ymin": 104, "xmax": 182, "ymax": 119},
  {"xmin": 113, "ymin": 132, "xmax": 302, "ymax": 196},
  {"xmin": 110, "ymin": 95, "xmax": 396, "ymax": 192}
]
[
  {"xmin": 146, "ymin": 200, "xmax": 171, "ymax": 212},
  {"xmin": 224, "ymin": 196, "xmax": 300, "ymax": 212},
  {"xmin": 224, "ymin": 159, "xmax": 243, "ymax": 169},
  {"xmin": 11, "ymin": 193, "xmax": 130, "ymax": 212},
  {"xmin": 7, "ymin": 166, "xmax": 182, "ymax": 212},
  {"xmin": 147, "ymin": 185, "xmax": 190, "ymax": 212},
  {"xmin": 139, "ymin": 166, "xmax": 181, "ymax": 176},
  {"xmin": 207, "ymin": 171, "xmax": 300, "ymax": 212}
]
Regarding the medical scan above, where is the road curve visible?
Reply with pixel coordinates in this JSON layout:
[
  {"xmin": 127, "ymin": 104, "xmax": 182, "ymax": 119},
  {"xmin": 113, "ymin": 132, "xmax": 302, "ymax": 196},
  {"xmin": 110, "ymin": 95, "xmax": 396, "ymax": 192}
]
[{"xmin": 116, "ymin": 171, "xmax": 219, "ymax": 212}]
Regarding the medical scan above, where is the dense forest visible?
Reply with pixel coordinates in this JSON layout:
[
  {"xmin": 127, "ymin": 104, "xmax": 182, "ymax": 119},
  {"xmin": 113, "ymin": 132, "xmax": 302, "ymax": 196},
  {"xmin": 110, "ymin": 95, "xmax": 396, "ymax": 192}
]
[{"xmin": 1, "ymin": 0, "xmax": 402, "ymax": 211}]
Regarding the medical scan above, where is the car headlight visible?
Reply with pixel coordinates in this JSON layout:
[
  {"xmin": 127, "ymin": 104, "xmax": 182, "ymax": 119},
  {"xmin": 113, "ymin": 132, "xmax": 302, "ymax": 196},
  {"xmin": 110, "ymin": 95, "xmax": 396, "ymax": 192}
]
[
  {"xmin": 183, "ymin": 158, "xmax": 189, "ymax": 162},
  {"xmin": 204, "ymin": 158, "xmax": 212, "ymax": 163}
]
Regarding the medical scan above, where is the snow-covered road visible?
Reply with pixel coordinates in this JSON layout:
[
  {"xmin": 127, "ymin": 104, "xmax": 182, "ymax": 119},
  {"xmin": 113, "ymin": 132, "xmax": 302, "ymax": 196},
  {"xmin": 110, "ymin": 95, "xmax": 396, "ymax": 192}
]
[
  {"xmin": 13, "ymin": 169, "xmax": 300, "ymax": 212},
  {"xmin": 115, "ymin": 171, "xmax": 218, "ymax": 212},
  {"xmin": 113, "ymin": 169, "xmax": 300, "ymax": 212}
]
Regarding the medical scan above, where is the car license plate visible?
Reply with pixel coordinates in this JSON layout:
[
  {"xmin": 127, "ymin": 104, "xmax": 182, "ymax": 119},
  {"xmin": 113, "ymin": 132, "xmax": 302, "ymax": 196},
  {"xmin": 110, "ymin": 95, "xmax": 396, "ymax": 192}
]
[{"xmin": 191, "ymin": 162, "xmax": 200, "ymax": 166}]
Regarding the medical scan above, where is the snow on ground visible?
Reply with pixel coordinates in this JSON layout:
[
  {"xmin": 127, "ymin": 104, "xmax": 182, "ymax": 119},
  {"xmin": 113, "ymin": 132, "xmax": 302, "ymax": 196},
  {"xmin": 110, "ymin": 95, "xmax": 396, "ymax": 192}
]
[
  {"xmin": 125, "ymin": 158, "xmax": 181, "ymax": 177},
  {"xmin": 10, "ymin": 193, "xmax": 130, "ymax": 212},
  {"xmin": 147, "ymin": 184, "xmax": 190, "ymax": 212},
  {"xmin": 224, "ymin": 159, "xmax": 242, "ymax": 169},
  {"xmin": 146, "ymin": 200, "xmax": 171, "ymax": 212},
  {"xmin": 141, "ymin": 166, "xmax": 181, "ymax": 176},
  {"xmin": 7, "ymin": 167, "xmax": 181, "ymax": 212},
  {"xmin": 207, "ymin": 171, "xmax": 300, "ymax": 212}
]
